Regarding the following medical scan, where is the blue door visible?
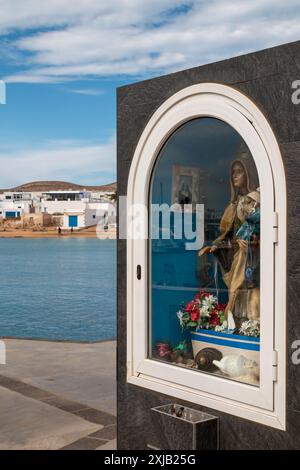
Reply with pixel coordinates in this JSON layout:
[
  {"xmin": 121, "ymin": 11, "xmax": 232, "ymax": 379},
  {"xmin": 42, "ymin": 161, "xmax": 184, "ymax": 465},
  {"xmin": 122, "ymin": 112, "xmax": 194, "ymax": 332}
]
[
  {"xmin": 5, "ymin": 211, "xmax": 17, "ymax": 218},
  {"xmin": 69, "ymin": 215, "xmax": 78, "ymax": 227}
]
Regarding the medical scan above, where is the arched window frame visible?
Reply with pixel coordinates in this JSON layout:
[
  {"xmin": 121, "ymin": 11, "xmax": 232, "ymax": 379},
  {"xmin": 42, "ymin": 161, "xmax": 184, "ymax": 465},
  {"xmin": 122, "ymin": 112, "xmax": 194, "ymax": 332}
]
[{"xmin": 126, "ymin": 83, "xmax": 286, "ymax": 430}]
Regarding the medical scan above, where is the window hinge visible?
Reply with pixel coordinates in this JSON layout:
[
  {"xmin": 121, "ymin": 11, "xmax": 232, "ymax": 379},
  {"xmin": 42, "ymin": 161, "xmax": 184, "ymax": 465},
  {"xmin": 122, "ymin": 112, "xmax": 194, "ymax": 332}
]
[
  {"xmin": 272, "ymin": 350, "xmax": 278, "ymax": 382},
  {"xmin": 273, "ymin": 212, "xmax": 279, "ymax": 244},
  {"xmin": 137, "ymin": 264, "xmax": 142, "ymax": 280}
]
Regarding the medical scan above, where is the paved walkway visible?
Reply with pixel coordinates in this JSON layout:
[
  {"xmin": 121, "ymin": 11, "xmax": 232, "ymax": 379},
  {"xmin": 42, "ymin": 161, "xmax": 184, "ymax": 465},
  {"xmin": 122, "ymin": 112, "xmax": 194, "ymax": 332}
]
[{"xmin": 0, "ymin": 339, "xmax": 116, "ymax": 450}]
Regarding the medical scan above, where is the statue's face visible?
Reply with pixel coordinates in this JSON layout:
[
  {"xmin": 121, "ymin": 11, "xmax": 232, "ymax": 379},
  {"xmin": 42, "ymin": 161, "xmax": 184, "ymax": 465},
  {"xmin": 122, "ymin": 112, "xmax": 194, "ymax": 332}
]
[
  {"xmin": 245, "ymin": 197, "xmax": 256, "ymax": 214},
  {"xmin": 232, "ymin": 162, "xmax": 246, "ymax": 189}
]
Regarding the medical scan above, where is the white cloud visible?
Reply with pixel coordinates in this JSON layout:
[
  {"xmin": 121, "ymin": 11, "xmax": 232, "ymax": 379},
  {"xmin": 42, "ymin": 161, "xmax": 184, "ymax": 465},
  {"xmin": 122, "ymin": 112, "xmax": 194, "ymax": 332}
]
[
  {"xmin": 2, "ymin": 0, "xmax": 300, "ymax": 83},
  {"xmin": 69, "ymin": 88, "xmax": 105, "ymax": 96},
  {"xmin": 0, "ymin": 0, "xmax": 185, "ymax": 34},
  {"xmin": 0, "ymin": 135, "xmax": 116, "ymax": 187}
]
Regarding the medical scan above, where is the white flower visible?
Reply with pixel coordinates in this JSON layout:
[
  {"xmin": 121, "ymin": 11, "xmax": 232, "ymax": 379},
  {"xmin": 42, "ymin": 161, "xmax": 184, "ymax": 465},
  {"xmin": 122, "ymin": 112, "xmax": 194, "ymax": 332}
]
[
  {"xmin": 214, "ymin": 320, "xmax": 228, "ymax": 332},
  {"xmin": 176, "ymin": 310, "xmax": 184, "ymax": 327},
  {"xmin": 214, "ymin": 325, "xmax": 224, "ymax": 332},
  {"xmin": 239, "ymin": 320, "xmax": 260, "ymax": 337},
  {"xmin": 200, "ymin": 305, "xmax": 209, "ymax": 316},
  {"xmin": 202, "ymin": 295, "xmax": 217, "ymax": 309}
]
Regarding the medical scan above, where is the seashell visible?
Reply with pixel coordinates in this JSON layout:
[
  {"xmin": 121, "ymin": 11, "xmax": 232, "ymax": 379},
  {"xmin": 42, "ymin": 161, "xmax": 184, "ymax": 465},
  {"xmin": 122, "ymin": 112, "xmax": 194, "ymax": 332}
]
[{"xmin": 213, "ymin": 354, "xmax": 257, "ymax": 377}]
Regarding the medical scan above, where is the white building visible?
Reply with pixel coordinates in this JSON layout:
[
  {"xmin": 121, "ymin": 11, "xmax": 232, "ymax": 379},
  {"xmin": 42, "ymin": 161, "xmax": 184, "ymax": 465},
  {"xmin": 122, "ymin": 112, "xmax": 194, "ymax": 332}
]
[
  {"xmin": 0, "ymin": 192, "xmax": 33, "ymax": 219},
  {"xmin": 40, "ymin": 190, "xmax": 116, "ymax": 230},
  {"xmin": 90, "ymin": 190, "xmax": 116, "ymax": 201},
  {"xmin": 0, "ymin": 187, "xmax": 117, "ymax": 229}
]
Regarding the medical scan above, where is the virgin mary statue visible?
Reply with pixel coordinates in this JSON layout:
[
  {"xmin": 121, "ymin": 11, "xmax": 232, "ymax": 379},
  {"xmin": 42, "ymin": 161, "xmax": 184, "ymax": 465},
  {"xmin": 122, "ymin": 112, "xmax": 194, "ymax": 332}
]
[{"xmin": 199, "ymin": 142, "xmax": 260, "ymax": 329}]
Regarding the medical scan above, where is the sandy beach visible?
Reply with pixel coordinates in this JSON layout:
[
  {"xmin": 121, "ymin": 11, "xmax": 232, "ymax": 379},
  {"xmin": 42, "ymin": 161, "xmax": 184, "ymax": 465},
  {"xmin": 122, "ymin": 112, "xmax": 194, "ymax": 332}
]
[{"xmin": 0, "ymin": 226, "xmax": 116, "ymax": 239}]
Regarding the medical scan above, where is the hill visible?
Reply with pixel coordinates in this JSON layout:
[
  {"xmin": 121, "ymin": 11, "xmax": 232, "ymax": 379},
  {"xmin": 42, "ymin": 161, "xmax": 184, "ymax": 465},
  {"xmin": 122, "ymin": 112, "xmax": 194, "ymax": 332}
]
[{"xmin": 0, "ymin": 181, "xmax": 117, "ymax": 193}]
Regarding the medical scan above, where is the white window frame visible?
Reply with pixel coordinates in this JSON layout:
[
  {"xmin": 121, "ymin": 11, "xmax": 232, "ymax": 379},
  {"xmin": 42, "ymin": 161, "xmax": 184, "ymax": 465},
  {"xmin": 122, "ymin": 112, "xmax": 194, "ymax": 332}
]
[{"xmin": 126, "ymin": 83, "xmax": 286, "ymax": 430}]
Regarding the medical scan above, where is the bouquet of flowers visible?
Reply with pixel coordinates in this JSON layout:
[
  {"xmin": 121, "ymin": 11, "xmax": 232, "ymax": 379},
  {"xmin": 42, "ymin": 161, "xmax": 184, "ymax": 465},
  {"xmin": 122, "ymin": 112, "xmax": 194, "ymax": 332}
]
[
  {"xmin": 177, "ymin": 290, "xmax": 226, "ymax": 332},
  {"xmin": 239, "ymin": 319, "xmax": 260, "ymax": 338}
]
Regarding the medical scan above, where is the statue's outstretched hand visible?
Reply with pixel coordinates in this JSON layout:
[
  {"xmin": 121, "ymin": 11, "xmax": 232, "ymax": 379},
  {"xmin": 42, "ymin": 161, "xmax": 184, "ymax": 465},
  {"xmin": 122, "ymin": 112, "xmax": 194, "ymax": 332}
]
[{"xmin": 198, "ymin": 245, "xmax": 218, "ymax": 256}]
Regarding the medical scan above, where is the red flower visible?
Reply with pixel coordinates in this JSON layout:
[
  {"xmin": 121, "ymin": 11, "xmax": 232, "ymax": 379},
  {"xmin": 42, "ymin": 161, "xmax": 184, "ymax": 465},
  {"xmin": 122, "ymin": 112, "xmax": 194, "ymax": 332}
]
[
  {"xmin": 194, "ymin": 290, "xmax": 212, "ymax": 301},
  {"xmin": 184, "ymin": 300, "xmax": 200, "ymax": 322},
  {"xmin": 215, "ymin": 303, "xmax": 226, "ymax": 311},
  {"xmin": 156, "ymin": 343, "xmax": 172, "ymax": 358},
  {"xmin": 190, "ymin": 310, "xmax": 200, "ymax": 322},
  {"xmin": 208, "ymin": 311, "xmax": 221, "ymax": 326},
  {"xmin": 185, "ymin": 301, "xmax": 195, "ymax": 313}
]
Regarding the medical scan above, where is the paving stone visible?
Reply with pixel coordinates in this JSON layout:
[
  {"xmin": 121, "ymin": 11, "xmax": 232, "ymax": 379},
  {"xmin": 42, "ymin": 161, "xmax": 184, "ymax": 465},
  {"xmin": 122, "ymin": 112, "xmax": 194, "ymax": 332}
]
[
  {"xmin": 89, "ymin": 424, "xmax": 116, "ymax": 441},
  {"xmin": 2, "ymin": 339, "xmax": 116, "ymax": 416},
  {"xmin": 41, "ymin": 396, "xmax": 89, "ymax": 413},
  {"xmin": 96, "ymin": 438, "xmax": 117, "ymax": 450},
  {"xmin": 0, "ymin": 386, "xmax": 102, "ymax": 450},
  {"xmin": 61, "ymin": 437, "xmax": 107, "ymax": 450},
  {"xmin": 74, "ymin": 408, "xmax": 116, "ymax": 426}
]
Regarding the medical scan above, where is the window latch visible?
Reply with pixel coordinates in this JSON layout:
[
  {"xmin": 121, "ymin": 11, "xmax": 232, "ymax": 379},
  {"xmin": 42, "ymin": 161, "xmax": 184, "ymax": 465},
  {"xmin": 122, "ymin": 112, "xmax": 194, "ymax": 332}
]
[
  {"xmin": 272, "ymin": 350, "xmax": 278, "ymax": 382},
  {"xmin": 137, "ymin": 265, "xmax": 142, "ymax": 280},
  {"xmin": 273, "ymin": 212, "xmax": 279, "ymax": 244}
]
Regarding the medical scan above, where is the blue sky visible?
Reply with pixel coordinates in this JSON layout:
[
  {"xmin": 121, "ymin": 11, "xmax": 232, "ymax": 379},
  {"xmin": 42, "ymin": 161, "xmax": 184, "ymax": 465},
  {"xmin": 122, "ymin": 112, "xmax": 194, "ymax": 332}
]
[{"xmin": 0, "ymin": 0, "xmax": 299, "ymax": 188}]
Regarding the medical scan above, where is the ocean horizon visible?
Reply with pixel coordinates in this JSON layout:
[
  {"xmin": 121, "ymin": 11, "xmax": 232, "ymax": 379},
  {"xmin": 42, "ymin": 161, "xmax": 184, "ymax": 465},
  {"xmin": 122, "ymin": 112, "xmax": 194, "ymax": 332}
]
[{"xmin": 0, "ymin": 238, "xmax": 116, "ymax": 342}]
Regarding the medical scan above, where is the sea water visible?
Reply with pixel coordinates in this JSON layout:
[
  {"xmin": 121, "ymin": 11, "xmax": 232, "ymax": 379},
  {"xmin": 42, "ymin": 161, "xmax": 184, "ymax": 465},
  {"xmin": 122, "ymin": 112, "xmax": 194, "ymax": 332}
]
[{"xmin": 0, "ymin": 238, "xmax": 116, "ymax": 342}]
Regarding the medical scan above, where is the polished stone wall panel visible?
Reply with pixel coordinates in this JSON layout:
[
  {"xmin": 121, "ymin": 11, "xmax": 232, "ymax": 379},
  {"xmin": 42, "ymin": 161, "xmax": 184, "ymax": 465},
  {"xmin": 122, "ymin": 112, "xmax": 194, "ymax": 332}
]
[{"xmin": 117, "ymin": 40, "xmax": 300, "ymax": 449}]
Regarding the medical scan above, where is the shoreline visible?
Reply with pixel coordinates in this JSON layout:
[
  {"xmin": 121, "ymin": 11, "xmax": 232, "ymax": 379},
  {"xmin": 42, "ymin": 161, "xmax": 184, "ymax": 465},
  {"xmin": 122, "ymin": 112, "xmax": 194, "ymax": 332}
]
[
  {"xmin": 0, "ymin": 336, "xmax": 116, "ymax": 344},
  {"xmin": 0, "ymin": 229, "xmax": 116, "ymax": 239}
]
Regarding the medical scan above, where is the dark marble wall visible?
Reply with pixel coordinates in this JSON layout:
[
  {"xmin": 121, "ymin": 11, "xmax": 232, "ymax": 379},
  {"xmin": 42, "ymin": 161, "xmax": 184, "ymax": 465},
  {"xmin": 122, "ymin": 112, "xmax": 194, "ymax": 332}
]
[{"xmin": 117, "ymin": 40, "xmax": 300, "ymax": 450}]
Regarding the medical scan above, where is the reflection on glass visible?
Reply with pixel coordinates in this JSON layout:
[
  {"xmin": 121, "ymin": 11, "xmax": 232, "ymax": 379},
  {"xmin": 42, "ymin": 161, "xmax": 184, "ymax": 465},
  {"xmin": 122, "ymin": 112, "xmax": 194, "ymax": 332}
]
[{"xmin": 149, "ymin": 118, "xmax": 260, "ymax": 386}]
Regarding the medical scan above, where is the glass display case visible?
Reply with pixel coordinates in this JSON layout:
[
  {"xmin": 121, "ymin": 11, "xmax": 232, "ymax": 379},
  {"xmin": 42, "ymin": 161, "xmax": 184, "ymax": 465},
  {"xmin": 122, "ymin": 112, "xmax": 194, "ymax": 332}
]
[
  {"xmin": 126, "ymin": 83, "xmax": 286, "ymax": 430},
  {"xmin": 149, "ymin": 117, "xmax": 261, "ymax": 387}
]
